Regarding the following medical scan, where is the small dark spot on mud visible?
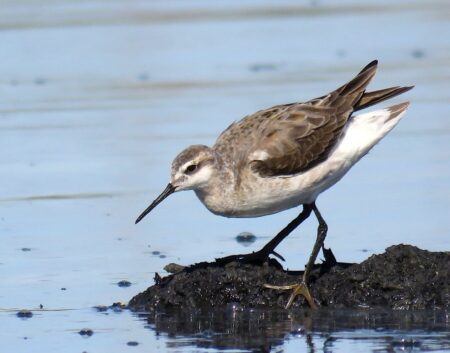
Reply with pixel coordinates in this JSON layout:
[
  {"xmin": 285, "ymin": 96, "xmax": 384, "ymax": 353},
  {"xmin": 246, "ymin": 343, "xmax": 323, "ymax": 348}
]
[
  {"xmin": 111, "ymin": 302, "xmax": 127, "ymax": 312},
  {"xmin": 127, "ymin": 341, "xmax": 139, "ymax": 346},
  {"xmin": 137, "ymin": 73, "xmax": 150, "ymax": 81},
  {"xmin": 17, "ymin": 310, "xmax": 33, "ymax": 318},
  {"xmin": 411, "ymin": 49, "xmax": 425, "ymax": 59},
  {"xmin": 159, "ymin": 254, "xmax": 166, "ymax": 259},
  {"xmin": 94, "ymin": 305, "xmax": 108, "ymax": 312},
  {"xmin": 164, "ymin": 263, "xmax": 185, "ymax": 274},
  {"xmin": 39, "ymin": 304, "xmax": 43, "ymax": 309},
  {"xmin": 154, "ymin": 272, "xmax": 162, "ymax": 285},
  {"xmin": 34, "ymin": 77, "xmax": 46, "ymax": 85},
  {"xmin": 61, "ymin": 287, "xmax": 67, "ymax": 291},
  {"xmin": 79, "ymin": 328, "xmax": 94, "ymax": 337},
  {"xmin": 117, "ymin": 280, "xmax": 132, "ymax": 288},
  {"xmin": 235, "ymin": 232, "xmax": 257, "ymax": 246},
  {"xmin": 337, "ymin": 49, "xmax": 347, "ymax": 57},
  {"xmin": 21, "ymin": 247, "xmax": 32, "ymax": 252},
  {"xmin": 152, "ymin": 251, "xmax": 160, "ymax": 255}
]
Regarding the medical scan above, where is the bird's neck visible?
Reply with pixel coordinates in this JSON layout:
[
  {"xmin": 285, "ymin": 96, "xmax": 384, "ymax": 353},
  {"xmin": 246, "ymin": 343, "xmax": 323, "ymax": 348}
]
[{"xmin": 194, "ymin": 156, "xmax": 237, "ymax": 216}]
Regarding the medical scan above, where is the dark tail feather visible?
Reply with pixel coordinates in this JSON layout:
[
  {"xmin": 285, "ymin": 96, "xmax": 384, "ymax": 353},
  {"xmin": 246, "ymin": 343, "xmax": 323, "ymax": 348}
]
[
  {"xmin": 355, "ymin": 86, "xmax": 414, "ymax": 111},
  {"xmin": 357, "ymin": 59, "xmax": 378, "ymax": 75},
  {"xmin": 324, "ymin": 60, "xmax": 378, "ymax": 112},
  {"xmin": 338, "ymin": 59, "xmax": 378, "ymax": 97}
]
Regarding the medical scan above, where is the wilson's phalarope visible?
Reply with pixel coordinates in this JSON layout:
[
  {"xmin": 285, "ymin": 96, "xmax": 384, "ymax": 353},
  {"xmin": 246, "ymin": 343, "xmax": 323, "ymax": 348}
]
[{"xmin": 136, "ymin": 60, "xmax": 413, "ymax": 308}]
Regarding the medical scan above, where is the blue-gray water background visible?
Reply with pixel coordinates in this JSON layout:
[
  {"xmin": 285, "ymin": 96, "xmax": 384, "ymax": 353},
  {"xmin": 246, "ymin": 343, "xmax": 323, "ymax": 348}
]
[{"xmin": 1, "ymin": 0, "xmax": 449, "ymax": 352}]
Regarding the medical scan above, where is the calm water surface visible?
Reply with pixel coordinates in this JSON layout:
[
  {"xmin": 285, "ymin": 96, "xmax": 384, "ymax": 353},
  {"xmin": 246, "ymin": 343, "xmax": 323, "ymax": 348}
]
[{"xmin": 1, "ymin": 0, "xmax": 449, "ymax": 352}]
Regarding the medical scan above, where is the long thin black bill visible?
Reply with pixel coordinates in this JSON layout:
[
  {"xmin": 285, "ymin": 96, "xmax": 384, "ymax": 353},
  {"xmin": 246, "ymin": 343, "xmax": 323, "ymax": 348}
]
[{"xmin": 135, "ymin": 183, "xmax": 175, "ymax": 224}]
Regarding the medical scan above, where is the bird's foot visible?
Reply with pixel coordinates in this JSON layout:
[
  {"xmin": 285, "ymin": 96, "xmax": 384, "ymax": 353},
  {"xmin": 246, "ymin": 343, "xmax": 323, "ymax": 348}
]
[
  {"xmin": 215, "ymin": 247, "xmax": 285, "ymax": 266},
  {"xmin": 264, "ymin": 281, "xmax": 317, "ymax": 309}
]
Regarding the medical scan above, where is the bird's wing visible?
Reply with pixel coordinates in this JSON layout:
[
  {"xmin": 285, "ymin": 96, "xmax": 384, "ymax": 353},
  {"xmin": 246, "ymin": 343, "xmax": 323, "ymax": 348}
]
[{"xmin": 247, "ymin": 60, "xmax": 379, "ymax": 177}]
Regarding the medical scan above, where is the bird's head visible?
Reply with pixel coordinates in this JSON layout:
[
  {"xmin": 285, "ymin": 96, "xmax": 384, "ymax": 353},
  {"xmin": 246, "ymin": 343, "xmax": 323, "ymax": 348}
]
[{"xmin": 135, "ymin": 145, "xmax": 216, "ymax": 224}]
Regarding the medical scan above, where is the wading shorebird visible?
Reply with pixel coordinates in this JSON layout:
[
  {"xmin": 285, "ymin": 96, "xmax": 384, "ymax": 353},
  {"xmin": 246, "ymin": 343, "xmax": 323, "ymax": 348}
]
[{"xmin": 136, "ymin": 60, "xmax": 413, "ymax": 308}]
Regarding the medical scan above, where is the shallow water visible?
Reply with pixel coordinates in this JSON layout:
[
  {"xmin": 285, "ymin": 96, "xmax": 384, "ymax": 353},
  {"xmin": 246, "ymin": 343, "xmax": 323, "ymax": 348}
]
[{"xmin": 1, "ymin": 0, "xmax": 449, "ymax": 352}]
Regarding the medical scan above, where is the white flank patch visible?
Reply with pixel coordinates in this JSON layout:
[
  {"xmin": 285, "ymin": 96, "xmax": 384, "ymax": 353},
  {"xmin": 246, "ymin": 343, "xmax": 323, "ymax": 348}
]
[
  {"xmin": 250, "ymin": 150, "xmax": 270, "ymax": 161},
  {"xmin": 336, "ymin": 106, "xmax": 407, "ymax": 159}
]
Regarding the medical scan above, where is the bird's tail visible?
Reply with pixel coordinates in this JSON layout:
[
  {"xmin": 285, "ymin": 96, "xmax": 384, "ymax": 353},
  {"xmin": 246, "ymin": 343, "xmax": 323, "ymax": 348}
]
[
  {"xmin": 355, "ymin": 86, "xmax": 414, "ymax": 112},
  {"xmin": 338, "ymin": 101, "xmax": 410, "ymax": 159},
  {"xmin": 340, "ymin": 60, "xmax": 414, "ymax": 111}
]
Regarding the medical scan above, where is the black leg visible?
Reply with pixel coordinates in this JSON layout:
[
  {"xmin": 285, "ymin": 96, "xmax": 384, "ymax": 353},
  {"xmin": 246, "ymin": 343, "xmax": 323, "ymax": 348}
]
[
  {"xmin": 264, "ymin": 201, "xmax": 328, "ymax": 309},
  {"xmin": 302, "ymin": 203, "xmax": 328, "ymax": 283},
  {"xmin": 216, "ymin": 204, "xmax": 313, "ymax": 265}
]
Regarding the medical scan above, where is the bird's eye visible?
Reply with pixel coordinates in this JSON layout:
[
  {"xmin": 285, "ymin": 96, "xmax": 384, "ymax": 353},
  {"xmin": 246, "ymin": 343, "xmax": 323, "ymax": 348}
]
[{"xmin": 185, "ymin": 164, "xmax": 198, "ymax": 174}]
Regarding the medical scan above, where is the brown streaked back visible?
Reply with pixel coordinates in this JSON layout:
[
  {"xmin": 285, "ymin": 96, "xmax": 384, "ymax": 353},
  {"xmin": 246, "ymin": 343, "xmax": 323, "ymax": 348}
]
[{"xmin": 215, "ymin": 60, "xmax": 386, "ymax": 177}]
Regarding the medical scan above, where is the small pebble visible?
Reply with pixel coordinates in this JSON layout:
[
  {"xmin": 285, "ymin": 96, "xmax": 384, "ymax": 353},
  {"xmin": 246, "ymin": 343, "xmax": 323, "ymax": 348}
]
[
  {"xmin": 159, "ymin": 254, "xmax": 166, "ymax": 259},
  {"xmin": 164, "ymin": 263, "xmax": 185, "ymax": 274},
  {"xmin": 137, "ymin": 73, "xmax": 149, "ymax": 81},
  {"xmin": 154, "ymin": 272, "xmax": 162, "ymax": 285},
  {"xmin": 249, "ymin": 63, "xmax": 277, "ymax": 72},
  {"xmin": 235, "ymin": 231, "xmax": 257, "ymax": 246},
  {"xmin": 152, "ymin": 251, "xmax": 160, "ymax": 255},
  {"xmin": 21, "ymin": 247, "xmax": 32, "ymax": 252},
  {"xmin": 34, "ymin": 77, "xmax": 46, "ymax": 85},
  {"xmin": 337, "ymin": 49, "xmax": 347, "ymax": 57},
  {"xmin": 17, "ymin": 310, "xmax": 33, "ymax": 318},
  {"xmin": 117, "ymin": 280, "xmax": 132, "ymax": 288},
  {"xmin": 411, "ymin": 49, "xmax": 425, "ymax": 59},
  {"xmin": 79, "ymin": 328, "xmax": 94, "ymax": 337},
  {"xmin": 111, "ymin": 302, "xmax": 126, "ymax": 312},
  {"xmin": 39, "ymin": 304, "xmax": 43, "ymax": 309},
  {"xmin": 61, "ymin": 287, "xmax": 67, "ymax": 291},
  {"xmin": 93, "ymin": 305, "xmax": 108, "ymax": 312},
  {"xmin": 127, "ymin": 341, "xmax": 139, "ymax": 346}
]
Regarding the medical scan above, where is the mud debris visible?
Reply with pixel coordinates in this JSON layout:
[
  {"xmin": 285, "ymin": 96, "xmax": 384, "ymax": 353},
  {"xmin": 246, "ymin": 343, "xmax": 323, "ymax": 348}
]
[{"xmin": 128, "ymin": 244, "xmax": 450, "ymax": 311}]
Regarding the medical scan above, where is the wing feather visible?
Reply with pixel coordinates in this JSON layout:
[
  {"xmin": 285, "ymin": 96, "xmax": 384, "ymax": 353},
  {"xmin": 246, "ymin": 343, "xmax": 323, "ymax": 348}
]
[
  {"xmin": 214, "ymin": 60, "xmax": 412, "ymax": 178},
  {"xmin": 249, "ymin": 61, "xmax": 379, "ymax": 177}
]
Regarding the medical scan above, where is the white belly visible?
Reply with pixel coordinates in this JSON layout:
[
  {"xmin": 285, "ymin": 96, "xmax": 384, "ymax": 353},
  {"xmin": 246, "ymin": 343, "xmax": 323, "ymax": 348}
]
[{"xmin": 230, "ymin": 157, "xmax": 352, "ymax": 217}]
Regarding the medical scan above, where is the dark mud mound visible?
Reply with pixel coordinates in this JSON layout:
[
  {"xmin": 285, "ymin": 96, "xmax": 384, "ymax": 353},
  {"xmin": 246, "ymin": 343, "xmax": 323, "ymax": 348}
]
[{"xmin": 128, "ymin": 244, "xmax": 449, "ymax": 311}]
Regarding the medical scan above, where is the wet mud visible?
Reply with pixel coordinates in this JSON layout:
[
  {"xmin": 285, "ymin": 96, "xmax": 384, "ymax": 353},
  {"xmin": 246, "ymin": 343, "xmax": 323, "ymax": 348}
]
[{"xmin": 128, "ymin": 244, "xmax": 450, "ymax": 311}]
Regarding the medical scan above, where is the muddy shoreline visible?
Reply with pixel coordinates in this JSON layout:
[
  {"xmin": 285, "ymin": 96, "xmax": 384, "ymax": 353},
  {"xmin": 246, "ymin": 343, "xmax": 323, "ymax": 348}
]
[{"xmin": 128, "ymin": 244, "xmax": 450, "ymax": 311}]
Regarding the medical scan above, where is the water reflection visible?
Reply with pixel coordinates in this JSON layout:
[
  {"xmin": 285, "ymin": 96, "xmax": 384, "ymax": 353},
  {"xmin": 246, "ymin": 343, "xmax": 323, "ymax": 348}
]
[{"xmin": 136, "ymin": 308, "xmax": 450, "ymax": 352}]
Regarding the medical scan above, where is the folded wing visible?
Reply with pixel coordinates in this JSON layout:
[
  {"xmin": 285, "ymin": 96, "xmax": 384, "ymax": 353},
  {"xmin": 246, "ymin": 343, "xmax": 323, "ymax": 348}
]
[{"xmin": 250, "ymin": 60, "xmax": 379, "ymax": 177}]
